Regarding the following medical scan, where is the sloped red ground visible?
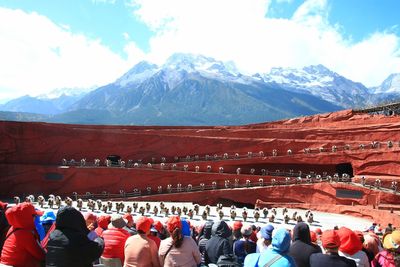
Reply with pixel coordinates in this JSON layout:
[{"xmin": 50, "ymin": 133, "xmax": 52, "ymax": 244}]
[{"xmin": 1, "ymin": 109, "xmax": 400, "ymax": 225}]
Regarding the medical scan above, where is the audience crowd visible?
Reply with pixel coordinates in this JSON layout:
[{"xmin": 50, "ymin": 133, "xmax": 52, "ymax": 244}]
[{"xmin": 0, "ymin": 200, "xmax": 399, "ymax": 267}]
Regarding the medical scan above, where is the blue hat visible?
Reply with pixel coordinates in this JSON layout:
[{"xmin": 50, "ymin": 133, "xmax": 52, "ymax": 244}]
[
  {"xmin": 260, "ymin": 224, "xmax": 274, "ymax": 240},
  {"xmin": 40, "ymin": 210, "xmax": 56, "ymax": 224}
]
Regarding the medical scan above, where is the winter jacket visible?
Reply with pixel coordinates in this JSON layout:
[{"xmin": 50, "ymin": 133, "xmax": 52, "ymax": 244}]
[
  {"xmin": 101, "ymin": 227, "xmax": 129, "ymax": 264},
  {"xmin": 372, "ymin": 250, "xmax": 398, "ymax": 267},
  {"xmin": 288, "ymin": 222, "xmax": 321, "ymax": 267},
  {"xmin": 198, "ymin": 221, "xmax": 213, "ymax": 265},
  {"xmin": 0, "ymin": 202, "xmax": 9, "ymax": 254},
  {"xmin": 0, "ymin": 202, "xmax": 45, "ymax": 267},
  {"xmin": 244, "ymin": 228, "xmax": 296, "ymax": 267},
  {"xmin": 310, "ymin": 252, "xmax": 357, "ymax": 267},
  {"xmin": 159, "ymin": 236, "xmax": 201, "ymax": 267},
  {"xmin": 234, "ymin": 238, "xmax": 257, "ymax": 265},
  {"xmin": 205, "ymin": 220, "xmax": 232, "ymax": 265},
  {"xmin": 45, "ymin": 206, "xmax": 104, "ymax": 267}
]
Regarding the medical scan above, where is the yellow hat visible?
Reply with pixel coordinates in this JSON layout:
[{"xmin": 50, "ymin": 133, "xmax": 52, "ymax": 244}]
[{"xmin": 383, "ymin": 230, "xmax": 400, "ymax": 250}]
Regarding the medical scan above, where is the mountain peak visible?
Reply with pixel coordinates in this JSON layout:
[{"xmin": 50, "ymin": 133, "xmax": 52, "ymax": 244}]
[
  {"xmin": 373, "ymin": 73, "xmax": 400, "ymax": 94},
  {"xmin": 116, "ymin": 60, "xmax": 159, "ymax": 87}
]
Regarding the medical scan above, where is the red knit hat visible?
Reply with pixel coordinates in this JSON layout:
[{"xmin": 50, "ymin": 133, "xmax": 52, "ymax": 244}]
[
  {"xmin": 315, "ymin": 228, "xmax": 322, "ymax": 235},
  {"xmin": 337, "ymin": 227, "xmax": 363, "ymax": 255},
  {"xmin": 153, "ymin": 220, "xmax": 163, "ymax": 233},
  {"xmin": 123, "ymin": 213, "xmax": 133, "ymax": 224},
  {"xmin": 136, "ymin": 216, "xmax": 152, "ymax": 233},
  {"xmin": 310, "ymin": 231, "xmax": 317, "ymax": 243},
  {"xmin": 321, "ymin": 230, "xmax": 341, "ymax": 248},
  {"xmin": 233, "ymin": 221, "xmax": 243, "ymax": 231},
  {"xmin": 167, "ymin": 216, "xmax": 182, "ymax": 233}
]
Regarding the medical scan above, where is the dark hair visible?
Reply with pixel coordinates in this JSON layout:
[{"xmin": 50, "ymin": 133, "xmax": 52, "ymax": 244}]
[{"xmin": 172, "ymin": 228, "xmax": 183, "ymax": 248}]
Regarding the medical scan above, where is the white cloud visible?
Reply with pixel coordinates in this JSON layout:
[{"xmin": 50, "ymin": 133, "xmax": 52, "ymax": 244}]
[
  {"xmin": 0, "ymin": 7, "xmax": 144, "ymax": 100},
  {"xmin": 130, "ymin": 0, "xmax": 400, "ymax": 87}
]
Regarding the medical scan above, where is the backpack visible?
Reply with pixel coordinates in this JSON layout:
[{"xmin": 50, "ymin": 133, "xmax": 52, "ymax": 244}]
[{"xmin": 217, "ymin": 254, "xmax": 240, "ymax": 267}]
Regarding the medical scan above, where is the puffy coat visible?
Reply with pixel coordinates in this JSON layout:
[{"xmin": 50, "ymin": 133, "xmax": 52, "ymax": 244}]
[
  {"xmin": 45, "ymin": 206, "xmax": 104, "ymax": 267},
  {"xmin": 0, "ymin": 201, "xmax": 10, "ymax": 254},
  {"xmin": 205, "ymin": 220, "xmax": 232, "ymax": 265},
  {"xmin": 0, "ymin": 202, "xmax": 45, "ymax": 267},
  {"xmin": 288, "ymin": 222, "xmax": 321, "ymax": 267},
  {"xmin": 101, "ymin": 227, "xmax": 129, "ymax": 263}
]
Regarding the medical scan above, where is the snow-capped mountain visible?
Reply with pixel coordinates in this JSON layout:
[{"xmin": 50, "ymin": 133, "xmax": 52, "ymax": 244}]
[
  {"xmin": 371, "ymin": 73, "xmax": 400, "ymax": 94},
  {"xmin": 66, "ymin": 53, "xmax": 340, "ymax": 125},
  {"xmin": 37, "ymin": 87, "xmax": 95, "ymax": 99},
  {"xmin": 262, "ymin": 64, "xmax": 371, "ymax": 108},
  {"xmin": 1, "ymin": 53, "xmax": 398, "ymax": 125}
]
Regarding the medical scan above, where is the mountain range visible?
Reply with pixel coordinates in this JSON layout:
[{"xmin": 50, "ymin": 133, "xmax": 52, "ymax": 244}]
[{"xmin": 1, "ymin": 53, "xmax": 399, "ymax": 125}]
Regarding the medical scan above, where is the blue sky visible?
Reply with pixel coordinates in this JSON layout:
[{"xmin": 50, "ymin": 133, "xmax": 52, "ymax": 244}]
[{"xmin": 0, "ymin": 0, "xmax": 399, "ymax": 101}]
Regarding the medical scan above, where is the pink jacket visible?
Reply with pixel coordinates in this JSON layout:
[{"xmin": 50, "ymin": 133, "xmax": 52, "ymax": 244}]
[
  {"xmin": 124, "ymin": 233, "xmax": 160, "ymax": 267},
  {"xmin": 158, "ymin": 236, "xmax": 201, "ymax": 267},
  {"xmin": 372, "ymin": 250, "xmax": 397, "ymax": 267}
]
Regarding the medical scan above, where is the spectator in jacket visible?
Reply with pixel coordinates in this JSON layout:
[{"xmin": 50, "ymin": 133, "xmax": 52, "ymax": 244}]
[
  {"xmin": 205, "ymin": 220, "xmax": 233, "ymax": 265},
  {"xmin": 84, "ymin": 212, "xmax": 98, "ymax": 241},
  {"xmin": 0, "ymin": 201, "xmax": 10, "ymax": 254},
  {"xmin": 256, "ymin": 224, "xmax": 274, "ymax": 253},
  {"xmin": 159, "ymin": 216, "xmax": 201, "ymax": 267},
  {"xmin": 234, "ymin": 224, "xmax": 257, "ymax": 265},
  {"xmin": 148, "ymin": 227, "xmax": 161, "ymax": 248},
  {"xmin": 124, "ymin": 216, "xmax": 160, "ymax": 267},
  {"xmin": 310, "ymin": 230, "xmax": 356, "ymax": 267},
  {"xmin": 363, "ymin": 233, "xmax": 380, "ymax": 262},
  {"xmin": 101, "ymin": 214, "xmax": 130, "ymax": 264},
  {"xmin": 40, "ymin": 210, "xmax": 56, "ymax": 235},
  {"xmin": 123, "ymin": 213, "xmax": 137, "ymax": 235},
  {"xmin": 244, "ymin": 228, "xmax": 296, "ymax": 267},
  {"xmin": 372, "ymin": 230, "xmax": 400, "ymax": 267},
  {"xmin": 95, "ymin": 215, "xmax": 110, "ymax": 237},
  {"xmin": 233, "ymin": 221, "xmax": 243, "ymax": 244},
  {"xmin": 0, "ymin": 202, "xmax": 45, "ymax": 267},
  {"xmin": 45, "ymin": 206, "xmax": 104, "ymax": 267},
  {"xmin": 198, "ymin": 221, "xmax": 214, "ymax": 265},
  {"xmin": 289, "ymin": 222, "xmax": 322, "ymax": 267},
  {"xmin": 337, "ymin": 227, "xmax": 370, "ymax": 267}
]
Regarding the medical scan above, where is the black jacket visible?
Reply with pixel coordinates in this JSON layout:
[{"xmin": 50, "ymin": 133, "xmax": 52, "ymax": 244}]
[
  {"xmin": 45, "ymin": 207, "xmax": 104, "ymax": 267},
  {"xmin": 205, "ymin": 220, "xmax": 232, "ymax": 265},
  {"xmin": 310, "ymin": 253, "xmax": 357, "ymax": 267},
  {"xmin": 288, "ymin": 222, "xmax": 322, "ymax": 267}
]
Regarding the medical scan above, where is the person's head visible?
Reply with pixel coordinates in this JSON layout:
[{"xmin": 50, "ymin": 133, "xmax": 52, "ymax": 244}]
[
  {"xmin": 337, "ymin": 227, "xmax": 363, "ymax": 255},
  {"xmin": 321, "ymin": 230, "xmax": 341, "ymax": 253},
  {"xmin": 97, "ymin": 215, "xmax": 111, "ymax": 230},
  {"xmin": 56, "ymin": 206, "xmax": 89, "ymax": 235},
  {"xmin": 271, "ymin": 228, "xmax": 291, "ymax": 253},
  {"xmin": 310, "ymin": 231, "xmax": 318, "ymax": 244},
  {"xmin": 83, "ymin": 212, "xmax": 97, "ymax": 230},
  {"xmin": 5, "ymin": 202, "xmax": 42, "ymax": 230},
  {"xmin": 212, "ymin": 220, "xmax": 232, "ymax": 239},
  {"xmin": 167, "ymin": 216, "xmax": 183, "ymax": 248},
  {"xmin": 293, "ymin": 222, "xmax": 311, "ymax": 243},
  {"xmin": 136, "ymin": 216, "xmax": 152, "ymax": 234},
  {"xmin": 109, "ymin": 214, "xmax": 127, "ymax": 229},
  {"xmin": 260, "ymin": 224, "xmax": 274, "ymax": 246},
  {"xmin": 241, "ymin": 224, "xmax": 253, "ymax": 239},
  {"xmin": 123, "ymin": 213, "xmax": 134, "ymax": 228},
  {"xmin": 232, "ymin": 221, "xmax": 243, "ymax": 239}
]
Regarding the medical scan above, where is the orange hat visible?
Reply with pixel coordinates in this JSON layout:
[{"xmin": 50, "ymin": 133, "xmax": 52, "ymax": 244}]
[
  {"xmin": 233, "ymin": 221, "xmax": 243, "ymax": 231},
  {"xmin": 315, "ymin": 228, "xmax": 322, "ymax": 235},
  {"xmin": 123, "ymin": 213, "xmax": 134, "ymax": 224},
  {"xmin": 383, "ymin": 230, "xmax": 400, "ymax": 250},
  {"xmin": 167, "ymin": 216, "xmax": 182, "ymax": 233},
  {"xmin": 321, "ymin": 230, "xmax": 341, "ymax": 249},
  {"xmin": 310, "ymin": 231, "xmax": 317, "ymax": 243},
  {"xmin": 136, "ymin": 217, "xmax": 152, "ymax": 233}
]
